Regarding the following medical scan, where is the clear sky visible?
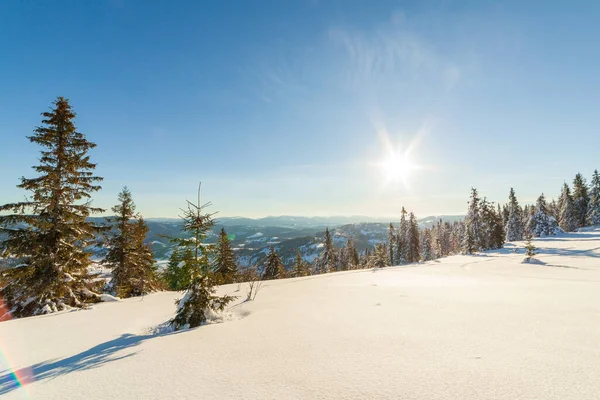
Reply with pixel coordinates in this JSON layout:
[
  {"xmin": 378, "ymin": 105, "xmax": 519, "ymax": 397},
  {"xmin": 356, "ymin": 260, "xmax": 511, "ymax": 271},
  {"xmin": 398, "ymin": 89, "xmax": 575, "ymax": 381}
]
[{"xmin": 1, "ymin": 1, "xmax": 599, "ymax": 218}]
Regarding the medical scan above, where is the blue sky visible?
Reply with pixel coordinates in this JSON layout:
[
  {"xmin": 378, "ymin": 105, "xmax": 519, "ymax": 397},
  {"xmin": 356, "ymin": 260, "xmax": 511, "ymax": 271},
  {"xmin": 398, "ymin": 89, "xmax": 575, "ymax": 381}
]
[{"xmin": 1, "ymin": 1, "xmax": 599, "ymax": 218}]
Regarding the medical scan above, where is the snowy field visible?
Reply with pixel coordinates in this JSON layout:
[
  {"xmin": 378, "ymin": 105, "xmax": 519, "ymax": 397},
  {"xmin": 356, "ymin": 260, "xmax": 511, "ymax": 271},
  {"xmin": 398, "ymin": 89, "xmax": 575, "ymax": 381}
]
[{"xmin": 2, "ymin": 228, "xmax": 600, "ymax": 399}]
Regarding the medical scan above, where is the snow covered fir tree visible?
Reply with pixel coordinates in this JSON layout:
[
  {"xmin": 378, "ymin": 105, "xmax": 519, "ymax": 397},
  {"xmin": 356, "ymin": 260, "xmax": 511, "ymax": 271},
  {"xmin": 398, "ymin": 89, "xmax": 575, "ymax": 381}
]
[
  {"xmin": 0, "ymin": 97, "xmax": 105, "ymax": 317},
  {"xmin": 588, "ymin": 170, "xmax": 600, "ymax": 226},
  {"xmin": 505, "ymin": 188, "xmax": 524, "ymax": 241}
]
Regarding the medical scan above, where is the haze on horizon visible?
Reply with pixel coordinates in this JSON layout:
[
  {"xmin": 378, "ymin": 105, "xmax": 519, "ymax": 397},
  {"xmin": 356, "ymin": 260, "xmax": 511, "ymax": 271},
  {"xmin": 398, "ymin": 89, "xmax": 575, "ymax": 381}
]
[{"xmin": 1, "ymin": 1, "xmax": 599, "ymax": 219}]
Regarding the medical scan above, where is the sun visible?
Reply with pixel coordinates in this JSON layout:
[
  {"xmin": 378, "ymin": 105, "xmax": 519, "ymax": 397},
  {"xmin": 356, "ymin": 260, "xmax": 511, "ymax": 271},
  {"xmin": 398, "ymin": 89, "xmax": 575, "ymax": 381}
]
[{"xmin": 378, "ymin": 150, "xmax": 417, "ymax": 188}]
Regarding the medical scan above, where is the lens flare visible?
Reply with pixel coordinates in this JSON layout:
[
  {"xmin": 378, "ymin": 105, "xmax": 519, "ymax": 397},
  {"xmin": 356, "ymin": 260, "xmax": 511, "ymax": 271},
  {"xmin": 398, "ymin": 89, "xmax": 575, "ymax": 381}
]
[{"xmin": 0, "ymin": 297, "xmax": 35, "ymax": 396}]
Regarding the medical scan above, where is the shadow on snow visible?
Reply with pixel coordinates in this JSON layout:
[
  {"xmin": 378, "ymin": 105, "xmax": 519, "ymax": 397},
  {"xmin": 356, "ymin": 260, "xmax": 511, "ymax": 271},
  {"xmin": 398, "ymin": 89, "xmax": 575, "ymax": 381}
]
[{"xmin": 0, "ymin": 329, "xmax": 184, "ymax": 395}]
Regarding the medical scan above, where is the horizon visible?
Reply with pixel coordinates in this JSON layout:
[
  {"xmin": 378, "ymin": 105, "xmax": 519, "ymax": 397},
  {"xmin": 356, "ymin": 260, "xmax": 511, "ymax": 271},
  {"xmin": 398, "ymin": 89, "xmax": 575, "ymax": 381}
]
[{"xmin": 1, "ymin": 1, "xmax": 600, "ymax": 218}]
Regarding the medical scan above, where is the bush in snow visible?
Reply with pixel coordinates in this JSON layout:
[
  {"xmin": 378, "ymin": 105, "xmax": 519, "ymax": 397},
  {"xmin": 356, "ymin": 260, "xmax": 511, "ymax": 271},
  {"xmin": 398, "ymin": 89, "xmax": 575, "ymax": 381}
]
[
  {"xmin": 523, "ymin": 232, "xmax": 537, "ymax": 263},
  {"xmin": 168, "ymin": 184, "xmax": 235, "ymax": 330},
  {"xmin": 171, "ymin": 274, "xmax": 235, "ymax": 330}
]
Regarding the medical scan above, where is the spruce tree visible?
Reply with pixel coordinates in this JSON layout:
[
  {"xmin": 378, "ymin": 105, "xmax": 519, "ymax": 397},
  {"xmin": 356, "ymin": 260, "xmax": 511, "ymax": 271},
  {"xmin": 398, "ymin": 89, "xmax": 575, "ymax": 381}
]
[
  {"xmin": 0, "ymin": 97, "xmax": 104, "ymax": 317},
  {"xmin": 369, "ymin": 243, "xmax": 388, "ymax": 268},
  {"xmin": 465, "ymin": 188, "xmax": 486, "ymax": 251},
  {"xmin": 130, "ymin": 217, "xmax": 160, "ymax": 294},
  {"xmin": 420, "ymin": 228, "xmax": 433, "ymax": 261},
  {"xmin": 163, "ymin": 246, "xmax": 193, "ymax": 291},
  {"xmin": 396, "ymin": 207, "xmax": 408, "ymax": 264},
  {"xmin": 213, "ymin": 228, "xmax": 237, "ymax": 284},
  {"xmin": 587, "ymin": 170, "xmax": 600, "ymax": 226},
  {"xmin": 347, "ymin": 239, "xmax": 360, "ymax": 269},
  {"xmin": 387, "ymin": 223, "xmax": 396, "ymax": 265},
  {"xmin": 572, "ymin": 173, "xmax": 589, "ymax": 228},
  {"xmin": 337, "ymin": 245, "xmax": 350, "ymax": 271},
  {"xmin": 170, "ymin": 186, "xmax": 235, "ymax": 330},
  {"xmin": 316, "ymin": 228, "xmax": 336, "ymax": 273},
  {"xmin": 262, "ymin": 246, "xmax": 286, "ymax": 280},
  {"xmin": 558, "ymin": 183, "xmax": 578, "ymax": 232},
  {"xmin": 291, "ymin": 250, "xmax": 310, "ymax": 277},
  {"xmin": 479, "ymin": 199, "xmax": 504, "ymax": 250},
  {"xmin": 360, "ymin": 248, "xmax": 371, "ymax": 268},
  {"xmin": 505, "ymin": 188, "xmax": 524, "ymax": 241},
  {"xmin": 526, "ymin": 194, "xmax": 557, "ymax": 237},
  {"xmin": 461, "ymin": 227, "xmax": 475, "ymax": 254},
  {"xmin": 407, "ymin": 212, "xmax": 420, "ymax": 262},
  {"xmin": 103, "ymin": 187, "xmax": 158, "ymax": 298}
]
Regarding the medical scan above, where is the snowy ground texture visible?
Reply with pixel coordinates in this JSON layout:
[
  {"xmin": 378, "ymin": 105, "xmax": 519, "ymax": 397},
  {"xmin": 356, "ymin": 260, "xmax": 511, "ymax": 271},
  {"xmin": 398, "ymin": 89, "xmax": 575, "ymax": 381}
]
[{"xmin": 2, "ymin": 228, "xmax": 600, "ymax": 399}]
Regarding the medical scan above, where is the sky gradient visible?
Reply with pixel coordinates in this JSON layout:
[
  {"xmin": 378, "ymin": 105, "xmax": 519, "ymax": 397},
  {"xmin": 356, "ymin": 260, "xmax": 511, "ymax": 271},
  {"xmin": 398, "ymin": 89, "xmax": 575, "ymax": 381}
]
[{"xmin": 1, "ymin": 1, "xmax": 600, "ymax": 218}]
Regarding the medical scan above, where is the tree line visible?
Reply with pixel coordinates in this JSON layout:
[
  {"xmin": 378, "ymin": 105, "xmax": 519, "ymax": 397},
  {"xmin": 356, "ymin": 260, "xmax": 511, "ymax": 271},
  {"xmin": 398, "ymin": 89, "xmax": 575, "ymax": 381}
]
[{"xmin": 1, "ymin": 97, "xmax": 599, "ymax": 327}]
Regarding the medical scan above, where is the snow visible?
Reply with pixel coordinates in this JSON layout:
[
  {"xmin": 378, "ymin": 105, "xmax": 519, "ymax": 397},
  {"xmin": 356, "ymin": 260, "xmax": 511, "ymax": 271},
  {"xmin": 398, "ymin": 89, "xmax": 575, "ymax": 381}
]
[
  {"xmin": 99, "ymin": 294, "xmax": 120, "ymax": 302},
  {"xmin": 2, "ymin": 228, "xmax": 600, "ymax": 399}
]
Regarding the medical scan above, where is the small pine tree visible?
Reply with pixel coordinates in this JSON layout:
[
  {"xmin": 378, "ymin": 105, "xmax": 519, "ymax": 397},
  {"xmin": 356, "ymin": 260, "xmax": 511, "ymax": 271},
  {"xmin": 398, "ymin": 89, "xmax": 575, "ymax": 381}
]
[
  {"xmin": 170, "ymin": 185, "xmax": 235, "ymax": 331},
  {"xmin": 346, "ymin": 238, "xmax": 360, "ymax": 269},
  {"xmin": 262, "ymin": 246, "xmax": 286, "ymax": 280},
  {"xmin": 0, "ymin": 97, "xmax": 105, "ymax": 317},
  {"xmin": 369, "ymin": 243, "xmax": 388, "ymax": 268},
  {"xmin": 212, "ymin": 228, "xmax": 237, "ymax": 284},
  {"xmin": 524, "ymin": 232, "xmax": 537, "ymax": 262},
  {"xmin": 291, "ymin": 250, "xmax": 310, "ymax": 277}
]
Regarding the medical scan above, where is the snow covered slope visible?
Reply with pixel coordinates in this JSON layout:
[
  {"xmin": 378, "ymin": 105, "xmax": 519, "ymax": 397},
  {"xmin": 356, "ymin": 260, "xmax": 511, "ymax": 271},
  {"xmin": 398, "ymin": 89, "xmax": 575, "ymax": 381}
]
[{"xmin": 2, "ymin": 228, "xmax": 600, "ymax": 399}]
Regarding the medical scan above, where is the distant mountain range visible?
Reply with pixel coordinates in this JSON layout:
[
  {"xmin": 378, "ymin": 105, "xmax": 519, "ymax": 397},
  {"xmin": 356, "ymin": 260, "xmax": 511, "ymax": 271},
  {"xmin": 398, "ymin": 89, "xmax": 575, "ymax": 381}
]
[{"xmin": 138, "ymin": 215, "xmax": 465, "ymax": 267}]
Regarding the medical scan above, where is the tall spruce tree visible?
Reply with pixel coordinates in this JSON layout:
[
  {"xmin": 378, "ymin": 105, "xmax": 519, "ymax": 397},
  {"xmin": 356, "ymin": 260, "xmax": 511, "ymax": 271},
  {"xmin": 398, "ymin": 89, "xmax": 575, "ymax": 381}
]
[
  {"xmin": 316, "ymin": 228, "xmax": 336, "ymax": 273},
  {"xmin": 213, "ymin": 228, "xmax": 237, "ymax": 284},
  {"xmin": 0, "ymin": 97, "xmax": 104, "ymax": 317},
  {"xmin": 420, "ymin": 228, "xmax": 434, "ymax": 261},
  {"xmin": 558, "ymin": 183, "xmax": 578, "ymax": 232},
  {"xmin": 587, "ymin": 170, "xmax": 600, "ymax": 226},
  {"xmin": 103, "ymin": 187, "xmax": 158, "ymax": 298},
  {"xmin": 396, "ymin": 207, "xmax": 408, "ymax": 264},
  {"xmin": 387, "ymin": 223, "xmax": 396, "ymax": 265},
  {"xmin": 465, "ymin": 188, "xmax": 484, "ymax": 251},
  {"xmin": 262, "ymin": 246, "xmax": 286, "ymax": 280},
  {"xmin": 505, "ymin": 188, "xmax": 524, "ymax": 241},
  {"xmin": 407, "ymin": 212, "xmax": 420, "ymax": 262},
  {"xmin": 170, "ymin": 186, "xmax": 235, "ymax": 330},
  {"xmin": 572, "ymin": 173, "xmax": 589, "ymax": 228},
  {"xmin": 131, "ymin": 217, "xmax": 160, "ymax": 294},
  {"xmin": 346, "ymin": 238, "xmax": 360, "ymax": 269}
]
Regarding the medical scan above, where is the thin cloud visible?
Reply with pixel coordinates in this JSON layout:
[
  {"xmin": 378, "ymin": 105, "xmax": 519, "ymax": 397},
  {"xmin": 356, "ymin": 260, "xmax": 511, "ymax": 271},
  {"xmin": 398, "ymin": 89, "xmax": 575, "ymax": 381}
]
[{"xmin": 328, "ymin": 13, "xmax": 462, "ymax": 90}]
